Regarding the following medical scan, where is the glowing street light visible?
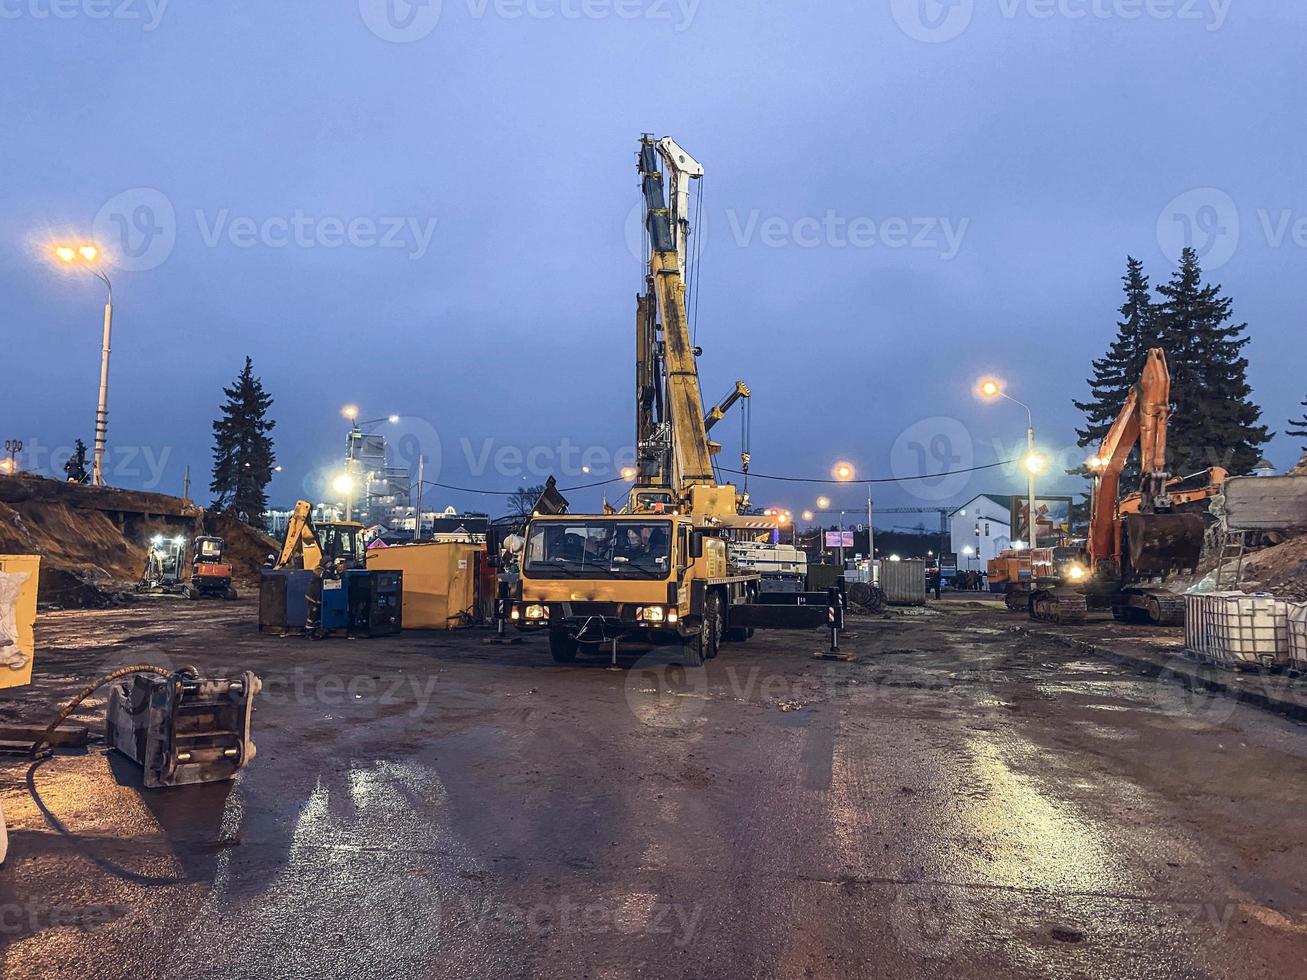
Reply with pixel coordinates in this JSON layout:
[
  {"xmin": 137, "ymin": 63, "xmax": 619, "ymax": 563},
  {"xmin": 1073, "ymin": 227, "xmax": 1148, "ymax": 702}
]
[
  {"xmin": 977, "ymin": 373, "xmax": 1040, "ymax": 548},
  {"xmin": 832, "ymin": 461, "xmax": 855, "ymax": 482},
  {"xmin": 620, "ymin": 467, "xmax": 638, "ymax": 481},
  {"xmin": 816, "ymin": 495, "xmax": 831, "ymax": 511},
  {"xmin": 52, "ymin": 242, "xmax": 113, "ymax": 486},
  {"xmin": 802, "ymin": 510, "xmax": 814, "ymax": 522},
  {"xmin": 339, "ymin": 407, "xmax": 400, "ymax": 521}
]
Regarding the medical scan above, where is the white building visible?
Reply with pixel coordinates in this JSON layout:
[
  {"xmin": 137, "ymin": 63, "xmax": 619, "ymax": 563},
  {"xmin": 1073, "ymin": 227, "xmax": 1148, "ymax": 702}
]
[{"xmin": 949, "ymin": 494, "xmax": 1013, "ymax": 570}]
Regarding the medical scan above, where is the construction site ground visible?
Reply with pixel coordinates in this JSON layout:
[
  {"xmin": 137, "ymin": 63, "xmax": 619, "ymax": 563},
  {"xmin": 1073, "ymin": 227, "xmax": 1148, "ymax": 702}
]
[{"xmin": 3, "ymin": 597, "xmax": 1307, "ymax": 979}]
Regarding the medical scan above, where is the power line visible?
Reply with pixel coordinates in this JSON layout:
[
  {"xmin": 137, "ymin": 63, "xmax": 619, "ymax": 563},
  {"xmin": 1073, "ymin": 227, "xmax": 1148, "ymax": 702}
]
[
  {"xmin": 420, "ymin": 475, "xmax": 627, "ymax": 497},
  {"xmin": 721, "ymin": 462, "xmax": 1014, "ymax": 488}
]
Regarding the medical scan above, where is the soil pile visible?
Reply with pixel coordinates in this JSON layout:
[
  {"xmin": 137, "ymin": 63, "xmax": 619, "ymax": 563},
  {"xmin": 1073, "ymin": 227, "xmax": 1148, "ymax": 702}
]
[
  {"xmin": 0, "ymin": 474, "xmax": 280, "ymax": 606},
  {"xmin": 1243, "ymin": 533, "xmax": 1307, "ymax": 602},
  {"xmin": 202, "ymin": 511, "xmax": 279, "ymax": 584}
]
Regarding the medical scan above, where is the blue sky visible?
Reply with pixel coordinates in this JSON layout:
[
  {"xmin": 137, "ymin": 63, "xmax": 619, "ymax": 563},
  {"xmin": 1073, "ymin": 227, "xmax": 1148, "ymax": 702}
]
[{"xmin": 3, "ymin": 0, "xmax": 1303, "ymax": 521}]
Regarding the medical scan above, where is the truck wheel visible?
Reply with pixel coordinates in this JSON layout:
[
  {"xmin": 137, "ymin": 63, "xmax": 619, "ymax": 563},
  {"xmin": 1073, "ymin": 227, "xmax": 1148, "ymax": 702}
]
[
  {"xmin": 225, "ymin": 586, "xmax": 239, "ymax": 601},
  {"xmin": 682, "ymin": 593, "xmax": 720, "ymax": 666},
  {"xmin": 549, "ymin": 630, "xmax": 579, "ymax": 664}
]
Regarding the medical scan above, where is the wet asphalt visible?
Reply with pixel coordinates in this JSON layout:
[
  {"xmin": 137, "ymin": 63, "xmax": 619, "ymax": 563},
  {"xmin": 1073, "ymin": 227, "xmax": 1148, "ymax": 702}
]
[{"xmin": 1, "ymin": 598, "xmax": 1305, "ymax": 979}]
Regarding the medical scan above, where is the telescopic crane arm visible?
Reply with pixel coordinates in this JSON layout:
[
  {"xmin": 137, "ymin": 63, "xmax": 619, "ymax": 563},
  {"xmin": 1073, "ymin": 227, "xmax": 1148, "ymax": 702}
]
[
  {"xmin": 704, "ymin": 381, "xmax": 750, "ymax": 433},
  {"xmin": 637, "ymin": 135, "xmax": 716, "ymax": 494}
]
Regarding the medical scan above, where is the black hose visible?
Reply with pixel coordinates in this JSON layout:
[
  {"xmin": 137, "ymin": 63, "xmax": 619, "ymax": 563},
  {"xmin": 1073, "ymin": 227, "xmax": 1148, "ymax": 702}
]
[{"xmin": 28, "ymin": 665, "xmax": 175, "ymax": 758}]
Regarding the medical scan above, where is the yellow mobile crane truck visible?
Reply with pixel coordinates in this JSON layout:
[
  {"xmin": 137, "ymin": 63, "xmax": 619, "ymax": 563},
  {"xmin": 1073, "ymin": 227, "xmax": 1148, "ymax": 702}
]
[{"xmin": 511, "ymin": 136, "xmax": 806, "ymax": 665}]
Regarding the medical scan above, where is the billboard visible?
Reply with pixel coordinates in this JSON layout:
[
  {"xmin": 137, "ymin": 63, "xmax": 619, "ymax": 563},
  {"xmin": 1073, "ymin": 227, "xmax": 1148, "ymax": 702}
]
[
  {"xmin": 1010, "ymin": 496, "xmax": 1073, "ymax": 547},
  {"xmin": 825, "ymin": 531, "xmax": 854, "ymax": 548}
]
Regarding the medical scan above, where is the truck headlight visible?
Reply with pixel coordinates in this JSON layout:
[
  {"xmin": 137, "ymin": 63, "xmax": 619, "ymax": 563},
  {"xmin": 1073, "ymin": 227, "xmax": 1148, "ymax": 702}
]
[
  {"xmin": 638, "ymin": 606, "xmax": 665, "ymax": 623},
  {"xmin": 1066, "ymin": 564, "xmax": 1088, "ymax": 582},
  {"xmin": 524, "ymin": 604, "xmax": 548, "ymax": 621}
]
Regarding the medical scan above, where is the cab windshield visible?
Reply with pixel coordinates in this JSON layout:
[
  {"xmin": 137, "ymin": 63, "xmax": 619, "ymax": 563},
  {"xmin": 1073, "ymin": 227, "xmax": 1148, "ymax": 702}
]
[{"xmin": 524, "ymin": 520, "xmax": 672, "ymax": 580}]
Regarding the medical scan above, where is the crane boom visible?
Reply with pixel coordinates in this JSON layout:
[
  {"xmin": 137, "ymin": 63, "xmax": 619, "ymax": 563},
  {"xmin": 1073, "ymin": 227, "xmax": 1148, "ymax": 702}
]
[{"xmin": 636, "ymin": 135, "xmax": 717, "ymax": 497}]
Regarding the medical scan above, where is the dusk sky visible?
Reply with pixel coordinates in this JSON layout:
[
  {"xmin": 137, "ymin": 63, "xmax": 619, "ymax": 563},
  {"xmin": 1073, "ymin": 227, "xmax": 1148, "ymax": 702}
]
[{"xmin": 4, "ymin": 0, "xmax": 1303, "ymax": 524}]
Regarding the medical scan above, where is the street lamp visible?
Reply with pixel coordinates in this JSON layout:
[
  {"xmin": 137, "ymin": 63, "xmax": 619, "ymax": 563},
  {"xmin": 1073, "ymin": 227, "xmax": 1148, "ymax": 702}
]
[
  {"xmin": 54, "ymin": 242, "xmax": 113, "ymax": 486},
  {"xmin": 978, "ymin": 376, "xmax": 1040, "ymax": 549},
  {"xmin": 332, "ymin": 473, "xmax": 354, "ymax": 518},
  {"xmin": 340, "ymin": 406, "xmax": 400, "ymax": 522}
]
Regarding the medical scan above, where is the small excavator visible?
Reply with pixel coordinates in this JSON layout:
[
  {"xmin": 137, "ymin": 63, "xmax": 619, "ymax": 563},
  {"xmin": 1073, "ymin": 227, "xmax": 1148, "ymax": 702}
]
[
  {"xmin": 138, "ymin": 534, "xmax": 238, "ymax": 600},
  {"xmin": 1030, "ymin": 348, "xmax": 1227, "ymax": 625}
]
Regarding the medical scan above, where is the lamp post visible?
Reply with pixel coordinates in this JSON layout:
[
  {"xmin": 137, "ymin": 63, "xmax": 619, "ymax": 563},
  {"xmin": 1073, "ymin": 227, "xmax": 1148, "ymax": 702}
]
[
  {"xmin": 54, "ymin": 244, "xmax": 112, "ymax": 486},
  {"xmin": 340, "ymin": 406, "xmax": 400, "ymax": 523},
  {"xmin": 978, "ymin": 378, "xmax": 1042, "ymax": 549}
]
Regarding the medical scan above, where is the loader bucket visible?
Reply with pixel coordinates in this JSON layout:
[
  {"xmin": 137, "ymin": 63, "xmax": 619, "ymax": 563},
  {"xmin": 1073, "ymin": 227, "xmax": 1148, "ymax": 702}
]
[{"xmin": 1125, "ymin": 512, "xmax": 1206, "ymax": 576}]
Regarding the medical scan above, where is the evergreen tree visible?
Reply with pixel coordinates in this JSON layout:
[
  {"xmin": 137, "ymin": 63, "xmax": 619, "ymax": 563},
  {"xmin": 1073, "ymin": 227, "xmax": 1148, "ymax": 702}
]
[
  {"xmin": 1072, "ymin": 256, "xmax": 1158, "ymax": 487},
  {"xmin": 63, "ymin": 439, "xmax": 90, "ymax": 484},
  {"xmin": 210, "ymin": 357, "xmax": 277, "ymax": 528},
  {"xmin": 1154, "ymin": 248, "xmax": 1270, "ymax": 476},
  {"xmin": 1289, "ymin": 396, "xmax": 1307, "ymax": 452}
]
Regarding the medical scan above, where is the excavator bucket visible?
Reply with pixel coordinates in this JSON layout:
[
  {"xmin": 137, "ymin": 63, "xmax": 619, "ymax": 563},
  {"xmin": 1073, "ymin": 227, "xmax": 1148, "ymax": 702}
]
[{"xmin": 1125, "ymin": 512, "xmax": 1206, "ymax": 576}]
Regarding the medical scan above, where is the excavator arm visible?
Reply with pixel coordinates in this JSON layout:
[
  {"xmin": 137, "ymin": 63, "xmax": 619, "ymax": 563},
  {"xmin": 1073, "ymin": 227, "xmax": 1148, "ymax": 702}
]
[
  {"xmin": 1088, "ymin": 348, "xmax": 1221, "ymax": 579},
  {"xmin": 274, "ymin": 500, "xmax": 323, "ymax": 571}
]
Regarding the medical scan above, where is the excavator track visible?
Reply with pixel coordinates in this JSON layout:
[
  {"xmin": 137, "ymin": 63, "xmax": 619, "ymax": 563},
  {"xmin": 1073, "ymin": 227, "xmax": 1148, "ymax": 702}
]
[
  {"xmin": 1030, "ymin": 588, "xmax": 1088, "ymax": 626},
  {"xmin": 1113, "ymin": 590, "xmax": 1185, "ymax": 626}
]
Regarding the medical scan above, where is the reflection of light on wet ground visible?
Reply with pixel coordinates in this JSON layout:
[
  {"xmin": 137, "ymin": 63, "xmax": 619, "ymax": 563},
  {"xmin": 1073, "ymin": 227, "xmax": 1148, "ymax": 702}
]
[
  {"xmin": 168, "ymin": 760, "xmax": 472, "ymax": 975},
  {"xmin": 959, "ymin": 736, "xmax": 1127, "ymax": 894}
]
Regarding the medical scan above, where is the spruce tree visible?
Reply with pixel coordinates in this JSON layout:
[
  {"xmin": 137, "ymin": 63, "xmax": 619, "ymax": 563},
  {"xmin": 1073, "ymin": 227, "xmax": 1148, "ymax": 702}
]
[
  {"xmin": 210, "ymin": 357, "xmax": 277, "ymax": 528},
  {"xmin": 63, "ymin": 439, "xmax": 90, "ymax": 483},
  {"xmin": 1289, "ymin": 397, "xmax": 1307, "ymax": 452},
  {"xmin": 1154, "ymin": 248, "xmax": 1270, "ymax": 476},
  {"xmin": 1073, "ymin": 256, "xmax": 1158, "ymax": 487}
]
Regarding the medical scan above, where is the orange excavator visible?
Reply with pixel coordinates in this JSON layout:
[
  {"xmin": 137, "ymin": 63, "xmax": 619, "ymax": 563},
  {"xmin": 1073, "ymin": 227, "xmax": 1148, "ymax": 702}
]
[{"xmin": 1031, "ymin": 348, "xmax": 1227, "ymax": 625}]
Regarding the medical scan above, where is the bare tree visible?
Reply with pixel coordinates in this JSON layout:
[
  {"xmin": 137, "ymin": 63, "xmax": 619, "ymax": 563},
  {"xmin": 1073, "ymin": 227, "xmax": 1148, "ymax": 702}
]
[{"xmin": 508, "ymin": 484, "xmax": 547, "ymax": 518}]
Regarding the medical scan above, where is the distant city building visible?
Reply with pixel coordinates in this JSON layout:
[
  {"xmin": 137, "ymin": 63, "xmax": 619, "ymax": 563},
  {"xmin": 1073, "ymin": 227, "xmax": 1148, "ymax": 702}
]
[
  {"xmin": 265, "ymin": 503, "xmax": 345, "ymax": 539},
  {"xmin": 949, "ymin": 494, "xmax": 1013, "ymax": 569}
]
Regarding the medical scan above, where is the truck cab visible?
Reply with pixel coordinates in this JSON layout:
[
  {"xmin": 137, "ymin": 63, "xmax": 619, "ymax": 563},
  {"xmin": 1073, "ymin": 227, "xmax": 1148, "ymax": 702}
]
[{"xmin": 512, "ymin": 513, "xmax": 757, "ymax": 666}]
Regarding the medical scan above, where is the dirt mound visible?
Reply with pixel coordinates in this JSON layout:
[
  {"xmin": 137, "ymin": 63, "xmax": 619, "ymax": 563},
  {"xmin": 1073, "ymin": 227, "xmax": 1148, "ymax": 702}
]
[
  {"xmin": 0, "ymin": 474, "xmax": 223, "ymax": 606},
  {"xmin": 0, "ymin": 475, "xmax": 278, "ymax": 603},
  {"xmin": 0, "ymin": 498, "xmax": 143, "ymax": 607},
  {"xmin": 202, "ymin": 511, "xmax": 279, "ymax": 584},
  {"xmin": 1243, "ymin": 534, "xmax": 1307, "ymax": 602}
]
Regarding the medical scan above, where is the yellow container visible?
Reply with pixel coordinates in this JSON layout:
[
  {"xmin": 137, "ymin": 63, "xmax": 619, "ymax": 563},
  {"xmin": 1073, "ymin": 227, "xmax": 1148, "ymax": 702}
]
[
  {"xmin": 366, "ymin": 542, "xmax": 481, "ymax": 630},
  {"xmin": 0, "ymin": 555, "xmax": 41, "ymax": 689}
]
